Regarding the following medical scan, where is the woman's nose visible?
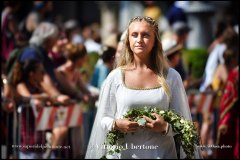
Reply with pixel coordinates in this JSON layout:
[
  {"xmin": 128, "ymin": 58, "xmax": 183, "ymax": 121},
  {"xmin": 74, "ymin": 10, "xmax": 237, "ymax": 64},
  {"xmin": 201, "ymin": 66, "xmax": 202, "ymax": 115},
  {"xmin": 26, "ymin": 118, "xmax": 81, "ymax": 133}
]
[{"xmin": 136, "ymin": 35, "xmax": 143, "ymax": 42}]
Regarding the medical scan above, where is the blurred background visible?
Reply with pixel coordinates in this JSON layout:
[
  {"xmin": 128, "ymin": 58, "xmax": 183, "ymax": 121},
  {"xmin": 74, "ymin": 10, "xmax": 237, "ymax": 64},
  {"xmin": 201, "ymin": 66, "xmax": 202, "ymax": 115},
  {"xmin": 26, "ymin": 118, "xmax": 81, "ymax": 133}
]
[{"xmin": 1, "ymin": 1, "xmax": 239, "ymax": 159}]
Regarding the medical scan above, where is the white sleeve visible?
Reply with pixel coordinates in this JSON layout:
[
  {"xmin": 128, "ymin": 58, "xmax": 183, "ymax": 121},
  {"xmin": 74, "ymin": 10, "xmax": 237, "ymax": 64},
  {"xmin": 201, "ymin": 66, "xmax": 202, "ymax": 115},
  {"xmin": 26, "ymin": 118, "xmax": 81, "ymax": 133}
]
[
  {"xmin": 100, "ymin": 75, "xmax": 117, "ymax": 131},
  {"xmin": 168, "ymin": 69, "xmax": 192, "ymax": 120},
  {"xmin": 168, "ymin": 69, "xmax": 203, "ymax": 159},
  {"xmin": 85, "ymin": 70, "xmax": 118, "ymax": 159},
  {"xmin": 163, "ymin": 69, "xmax": 191, "ymax": 137},
  {"xmin": 200, "ymin": 45, "xmax": 220, "ymax": 92}
]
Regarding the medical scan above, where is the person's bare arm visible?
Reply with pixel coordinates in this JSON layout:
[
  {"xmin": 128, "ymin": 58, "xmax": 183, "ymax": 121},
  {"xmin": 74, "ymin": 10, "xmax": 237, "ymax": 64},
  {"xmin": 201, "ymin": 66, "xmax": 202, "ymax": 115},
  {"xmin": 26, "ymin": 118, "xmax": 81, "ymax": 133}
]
[
  {"xmin": 41, "ymin": 74, "xmax": 58, "ymax": 97},
  {"xmin": 2, "ymin": 76, "xmax": 15, "ymax": 112},
  {"xmin": 17, "ymin": 83, "xmax": 48, "ymax": 101},
  {"xmin": 77, "ymin": 75, "xmax": 91, "ymax": 95},
  {"xmin": 55, "ymin": 71, "xmax": 84, "ymax": 100},
  {"xmin": 16, "ymin": 83, "xmax": 47, "ymax": 111},
  {"xmin": 41, "ymin": 73, "xmax": 70, "ymax": 104}
]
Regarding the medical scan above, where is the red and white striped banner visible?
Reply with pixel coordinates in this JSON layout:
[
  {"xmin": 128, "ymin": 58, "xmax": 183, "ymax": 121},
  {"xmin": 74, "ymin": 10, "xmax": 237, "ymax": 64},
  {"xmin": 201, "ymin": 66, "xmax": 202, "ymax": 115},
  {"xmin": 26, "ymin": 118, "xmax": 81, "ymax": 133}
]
[
  {"xmin": 35, "ymin": 103, "xmax": 83, "ymax": 131},
  {"xmin": 188, "ymin": 92, "xmax": 214, "ymax": 114}
]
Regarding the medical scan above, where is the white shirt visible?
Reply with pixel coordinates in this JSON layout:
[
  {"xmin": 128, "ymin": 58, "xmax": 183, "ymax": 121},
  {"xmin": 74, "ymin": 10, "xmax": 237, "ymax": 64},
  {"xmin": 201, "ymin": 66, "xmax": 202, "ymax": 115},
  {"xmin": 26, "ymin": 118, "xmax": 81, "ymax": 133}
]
[{"xmin": 200, "ymin": 43, "xmax": 226, "ymax": 92}]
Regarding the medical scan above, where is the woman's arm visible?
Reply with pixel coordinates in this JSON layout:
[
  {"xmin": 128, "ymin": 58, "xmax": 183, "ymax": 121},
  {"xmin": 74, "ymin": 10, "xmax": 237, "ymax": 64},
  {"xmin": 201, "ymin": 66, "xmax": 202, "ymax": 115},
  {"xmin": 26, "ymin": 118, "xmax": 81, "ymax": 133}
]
[
  {"xmin": 55, "ymin": 70, "xmax": 83, "ymax": 100},
  {"xmin": 16, "ymin": 83, "xmax": 48, "ymax": 111},
  {"xmin": 99, "ymin": 78, "xmax": 117, "ymax": 131},
  {"xmin": 41, "ymin": 73, "xmax": 70, "ymax": 103},
  {"xmin": 169, "ymin": 69, "xmax": 192, "ymax": 120},
  {"xmin": 85, "ymin": 70, "xmax": 118, "ymax": 158},
  {"xmin": 76, "ymin": 73, "xmax": 91, "ymax": 95},
  {"xmin": 17, "ymin": 83, "xmax": 49, "ymax": 101}
]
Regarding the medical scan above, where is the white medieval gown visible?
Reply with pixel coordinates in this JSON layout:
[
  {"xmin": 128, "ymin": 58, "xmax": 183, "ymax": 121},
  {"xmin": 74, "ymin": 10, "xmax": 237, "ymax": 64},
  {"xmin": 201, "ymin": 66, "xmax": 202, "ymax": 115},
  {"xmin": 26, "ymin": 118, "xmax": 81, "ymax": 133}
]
[{"xmin": 85, "ymin": 68, "xmax": 202, "ymax": 159}]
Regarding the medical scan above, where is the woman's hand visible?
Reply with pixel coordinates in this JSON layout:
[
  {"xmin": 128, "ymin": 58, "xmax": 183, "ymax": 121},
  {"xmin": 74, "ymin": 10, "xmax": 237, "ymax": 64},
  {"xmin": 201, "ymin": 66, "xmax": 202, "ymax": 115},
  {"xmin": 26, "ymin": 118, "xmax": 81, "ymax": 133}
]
[
  {"xmin": 115, "ymin": 118, "xmax": 139, "ymax": 133},
  {"xmin": 2, "ymin": 98, "xmax": 15, "ymax": 113},
  {"xmin": 56, "ymin": 94, "xmax": 70, "ymax": 104},
  {"xmin": 30, "ymin": 98, "xmax": 44, "ymax": 112},
  {"xmin": 143, "ymin": 113, "xmax": 168, "ymax": 134},
  {"xmin": 82, "ymin": 94, "xmax": 90, "ymax": 103}
]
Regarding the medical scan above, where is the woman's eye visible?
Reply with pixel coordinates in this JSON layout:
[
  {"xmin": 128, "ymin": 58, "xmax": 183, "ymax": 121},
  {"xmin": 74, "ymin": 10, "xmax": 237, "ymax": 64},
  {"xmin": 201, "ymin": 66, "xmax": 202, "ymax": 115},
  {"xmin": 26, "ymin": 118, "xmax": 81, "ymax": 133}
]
[
  {"xmin": 143, "ymin": 34, "xmax": 149, "ymax": 38},
  {"xmin": 131, "ymin": 33, "xmax": 138, "ymax": 37}
]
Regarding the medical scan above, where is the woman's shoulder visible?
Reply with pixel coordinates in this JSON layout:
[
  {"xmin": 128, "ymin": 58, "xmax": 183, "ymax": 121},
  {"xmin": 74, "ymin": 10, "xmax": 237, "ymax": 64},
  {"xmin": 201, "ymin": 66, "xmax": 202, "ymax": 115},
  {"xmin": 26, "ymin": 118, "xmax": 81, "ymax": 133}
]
[
  {"xmin": 166, "ymin": 68, "xmax": 183, "ymax": 88},
  {"xmin": 107, "ymin": 68, "xmax": 121, "ymax": 77},
  {"xmin": 100, "ymin": 68, "xmax": 122, "ymax": 89},
  {"xmin": 104, "ymin": 67, "xmax": 122, "ymax": 82},
  {"xmin": 55, "ymin": 66, "xmax": 67, "ymax": 76}
]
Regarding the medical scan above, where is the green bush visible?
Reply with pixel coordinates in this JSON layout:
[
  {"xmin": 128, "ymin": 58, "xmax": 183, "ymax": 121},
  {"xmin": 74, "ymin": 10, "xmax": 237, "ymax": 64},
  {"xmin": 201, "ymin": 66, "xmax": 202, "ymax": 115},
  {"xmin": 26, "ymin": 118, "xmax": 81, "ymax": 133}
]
[{"xmin": 182, "ymin": 48, "xmax": 208, "ymax": 79}]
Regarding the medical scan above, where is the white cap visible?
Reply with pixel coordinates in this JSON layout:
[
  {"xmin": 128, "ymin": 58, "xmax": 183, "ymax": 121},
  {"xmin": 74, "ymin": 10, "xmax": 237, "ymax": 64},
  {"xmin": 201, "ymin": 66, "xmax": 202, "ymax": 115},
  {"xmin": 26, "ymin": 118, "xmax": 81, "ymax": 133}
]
[{"xmin": 162, "ymin": 38, "xmax": 183, "ymax": 56}]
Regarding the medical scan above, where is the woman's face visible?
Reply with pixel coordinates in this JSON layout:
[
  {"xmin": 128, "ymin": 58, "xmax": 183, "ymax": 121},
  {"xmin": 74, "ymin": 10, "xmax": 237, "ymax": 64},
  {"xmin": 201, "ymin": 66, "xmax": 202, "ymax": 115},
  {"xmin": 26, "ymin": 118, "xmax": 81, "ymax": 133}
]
[
  {"xmin": 75, "ymin": 55, "xmax": 87, "ymax": 68},
  {"xmin": 47, "ymin": 33, "xmax": 59, "ymax": 50},
  {"xmin": 32, "ymin": 64, "xmax": 45, "ymax": 82},
  {"xmin": 128, "ymin": 20, "xmax": 155, "ymax": 57}
]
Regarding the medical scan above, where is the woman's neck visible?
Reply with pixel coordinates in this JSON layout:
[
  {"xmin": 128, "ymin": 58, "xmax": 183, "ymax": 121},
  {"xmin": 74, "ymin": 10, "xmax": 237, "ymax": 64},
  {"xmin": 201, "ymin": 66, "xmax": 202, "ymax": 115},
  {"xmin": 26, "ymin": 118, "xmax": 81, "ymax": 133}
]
[{"xmin": 131, "ymin": 56, "xmax": 153, "ymax": 70}]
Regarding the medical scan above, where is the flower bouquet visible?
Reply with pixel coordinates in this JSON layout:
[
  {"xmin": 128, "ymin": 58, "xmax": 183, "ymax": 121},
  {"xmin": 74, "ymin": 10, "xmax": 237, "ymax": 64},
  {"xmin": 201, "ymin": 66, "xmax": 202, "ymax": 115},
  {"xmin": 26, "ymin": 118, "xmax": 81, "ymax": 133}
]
[{"xmin": 101, "ymin": 106, "xmax": 200, "ymax": 159}]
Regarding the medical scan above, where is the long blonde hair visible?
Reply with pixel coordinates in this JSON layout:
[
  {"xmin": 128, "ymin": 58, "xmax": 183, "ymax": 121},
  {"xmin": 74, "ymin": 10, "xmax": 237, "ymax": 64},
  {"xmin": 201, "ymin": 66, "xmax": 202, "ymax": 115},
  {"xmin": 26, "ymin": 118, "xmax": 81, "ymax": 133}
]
[{"xmin": 116, "ymin": 16, "xmax": 171, "ymax": 98}]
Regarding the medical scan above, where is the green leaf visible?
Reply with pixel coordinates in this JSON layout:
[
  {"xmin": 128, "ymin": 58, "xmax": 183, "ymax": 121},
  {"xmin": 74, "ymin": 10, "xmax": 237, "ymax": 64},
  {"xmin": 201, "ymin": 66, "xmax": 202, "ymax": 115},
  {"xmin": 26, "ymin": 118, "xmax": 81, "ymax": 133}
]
[{"xmin": 102, "ymin": 106, "xmax": 199, "ymax": 159}]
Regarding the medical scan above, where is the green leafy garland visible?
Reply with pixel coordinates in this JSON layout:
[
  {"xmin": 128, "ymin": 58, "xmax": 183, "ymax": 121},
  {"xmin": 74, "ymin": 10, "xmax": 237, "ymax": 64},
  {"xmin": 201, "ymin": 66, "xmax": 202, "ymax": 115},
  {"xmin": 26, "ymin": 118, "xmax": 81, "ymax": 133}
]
[{"xmin": 101, "ymin": 106, "xmax": 200, "ymax": 159}]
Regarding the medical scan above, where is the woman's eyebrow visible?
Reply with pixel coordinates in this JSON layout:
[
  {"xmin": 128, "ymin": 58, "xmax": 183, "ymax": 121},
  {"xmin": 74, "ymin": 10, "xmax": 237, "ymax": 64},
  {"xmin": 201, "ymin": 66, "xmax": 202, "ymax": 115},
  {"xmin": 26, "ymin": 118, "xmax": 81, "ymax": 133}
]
[{"xmin": 130, "ymin": 31, "xmax": 150, "ymax": 34}]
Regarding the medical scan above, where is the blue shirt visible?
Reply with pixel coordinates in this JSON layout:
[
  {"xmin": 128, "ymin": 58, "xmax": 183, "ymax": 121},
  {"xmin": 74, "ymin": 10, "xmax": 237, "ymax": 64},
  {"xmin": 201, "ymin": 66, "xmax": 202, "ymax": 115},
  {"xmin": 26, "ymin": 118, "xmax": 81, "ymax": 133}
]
[{"xmin": 91, "ymin": 63, "xmax": 110, "ymax": 89}]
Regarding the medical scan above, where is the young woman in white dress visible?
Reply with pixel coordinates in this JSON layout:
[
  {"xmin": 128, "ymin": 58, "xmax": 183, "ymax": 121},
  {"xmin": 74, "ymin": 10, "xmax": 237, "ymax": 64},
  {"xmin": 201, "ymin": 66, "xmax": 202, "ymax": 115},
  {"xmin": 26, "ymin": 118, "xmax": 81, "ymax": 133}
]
[{"xmin": 85, "ymin": 16, "xmax": 202, "ymax": 159}]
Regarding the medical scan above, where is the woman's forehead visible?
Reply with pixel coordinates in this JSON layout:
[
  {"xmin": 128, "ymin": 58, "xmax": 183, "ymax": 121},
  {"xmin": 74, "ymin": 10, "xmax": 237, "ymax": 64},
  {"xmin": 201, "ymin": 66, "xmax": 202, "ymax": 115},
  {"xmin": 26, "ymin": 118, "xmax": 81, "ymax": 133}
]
[{"xmin": 129, "ymin": 21, "xmax": 153, "ymax": 32}]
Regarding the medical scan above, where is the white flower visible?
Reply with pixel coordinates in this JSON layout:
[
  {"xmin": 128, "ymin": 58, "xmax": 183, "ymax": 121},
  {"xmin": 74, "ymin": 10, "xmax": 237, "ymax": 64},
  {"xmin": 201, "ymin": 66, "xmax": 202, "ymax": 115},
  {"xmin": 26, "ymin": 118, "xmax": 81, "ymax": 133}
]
[
  {"xmin": 159, "ymin": 110, "xmax": 165, "ymax": 114},
  {"xmin": 180, "ymin": 119, "xmax": 184, "ymax": 123}
]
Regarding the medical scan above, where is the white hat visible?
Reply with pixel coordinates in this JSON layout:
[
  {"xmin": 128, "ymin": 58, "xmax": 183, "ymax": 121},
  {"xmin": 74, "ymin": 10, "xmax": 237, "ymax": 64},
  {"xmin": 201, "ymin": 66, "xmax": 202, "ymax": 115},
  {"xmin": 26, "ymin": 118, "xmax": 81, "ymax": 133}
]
[{"xmin": 162, "ymin": 38, "xmax": 183, "ymax": 56}]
